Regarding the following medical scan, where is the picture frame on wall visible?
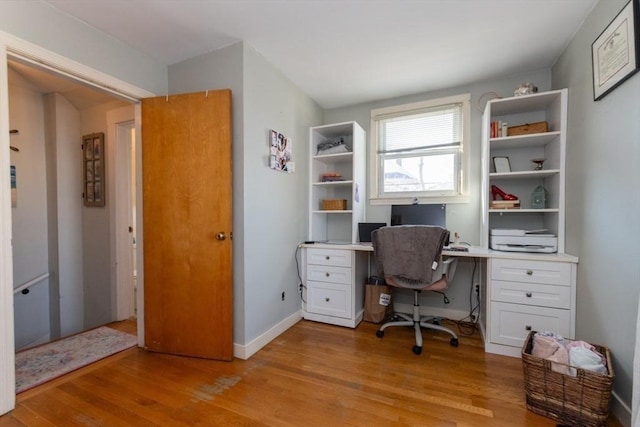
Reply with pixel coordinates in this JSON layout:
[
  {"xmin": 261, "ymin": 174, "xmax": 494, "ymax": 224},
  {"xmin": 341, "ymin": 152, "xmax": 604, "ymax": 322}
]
[
  {"xmin": 592, "ymin": 0, "xmax": 640, "ymax": 101},
  {"xmin": 83, "ymin": 132, "xmax": 105, "ymax": 207}
]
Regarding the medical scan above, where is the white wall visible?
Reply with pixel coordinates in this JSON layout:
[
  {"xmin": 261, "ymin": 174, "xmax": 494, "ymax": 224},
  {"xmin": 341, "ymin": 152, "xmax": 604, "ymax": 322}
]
[
  {"xmin": 0, "ymin": 1, "xmax": 167, "ymax": 96},
  {"xmin": 552, "ymin": 0, "xmax": 640, "ymax": 422},
  {"xmin": 324, "ymin": 69, "xmax": 552, "ymax": 313},
  {"xmin": 44, "ymin": 93, "xmax": 83, "ymax": 338},
  {"xmin": 241, "ymin": 44, "xmax": 322, "ymax": 342},
  {"xmin": 8, "ymin": 70, "xmax": 50, "ymax": 350},
  {"xmin": 80, "ymin": 100, "xmax": 129, "ymax": 330}
]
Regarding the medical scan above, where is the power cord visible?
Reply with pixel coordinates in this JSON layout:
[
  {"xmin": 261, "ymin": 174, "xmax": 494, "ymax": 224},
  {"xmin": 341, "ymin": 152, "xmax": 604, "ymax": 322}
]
[
  {"xmin": 455, "ymin": 257, "xmax": 480, "ymax": 336},
  {"xmin": 295, "ymin": 244, "xmax": 307, "ymax": 303}
]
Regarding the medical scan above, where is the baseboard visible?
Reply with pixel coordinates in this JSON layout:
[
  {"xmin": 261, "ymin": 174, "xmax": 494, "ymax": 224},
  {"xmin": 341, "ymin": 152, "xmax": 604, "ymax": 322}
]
[
  {"xmin": 610, "ymin": 390, "xmax": 631, "ymax": 427},
  {"xmin": 233, "ymin": 310, "xmax": 303, "ymax": 360},
  {"xmin": 393, "ymin": 303, "xmax": 471, "ymax": 322},
  {"xmin": 16, "ymin": 332, "xmax": 51, "ymax": 352}
]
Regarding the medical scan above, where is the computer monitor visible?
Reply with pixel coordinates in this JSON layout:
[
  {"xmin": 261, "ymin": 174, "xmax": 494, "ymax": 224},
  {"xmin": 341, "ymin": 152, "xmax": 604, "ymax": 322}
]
[{"xmin": 390, "ymin": 204, "xmax": 446, "ymax": 227}]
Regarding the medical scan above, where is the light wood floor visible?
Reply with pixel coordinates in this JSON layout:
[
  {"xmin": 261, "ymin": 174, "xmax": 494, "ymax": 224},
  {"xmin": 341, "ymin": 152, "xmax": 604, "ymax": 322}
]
[{"xmin": 1, "ymin": 318, "xmax": 622, "ymax": 426}]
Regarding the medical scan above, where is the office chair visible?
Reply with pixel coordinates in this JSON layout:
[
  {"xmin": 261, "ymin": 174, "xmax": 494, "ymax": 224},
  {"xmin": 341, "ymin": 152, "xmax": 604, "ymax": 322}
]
[{"xmin": 372, "ymin": 225, "xmax": 459, "ymax": 355}]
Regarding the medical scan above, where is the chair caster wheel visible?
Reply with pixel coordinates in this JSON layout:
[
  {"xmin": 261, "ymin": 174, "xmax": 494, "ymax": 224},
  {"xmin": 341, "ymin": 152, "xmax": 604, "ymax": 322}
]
[
  {"xmin": 376, "ymin": 330, "xmax": 384, "ymax": 338},
  {"xmin": 450, "ymin": 338, "xmax": 459, "ymax": 347},
  {"xmin": 412, "ymin": 345, "xmax": 422, "ymax": 355}
]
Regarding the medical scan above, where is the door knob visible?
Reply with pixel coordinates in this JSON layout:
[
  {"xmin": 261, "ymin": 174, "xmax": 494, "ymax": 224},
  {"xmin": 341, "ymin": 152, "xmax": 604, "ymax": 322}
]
[{"xmin": 215, "ymin": 232, "xmax": 227, "ymax": 241}]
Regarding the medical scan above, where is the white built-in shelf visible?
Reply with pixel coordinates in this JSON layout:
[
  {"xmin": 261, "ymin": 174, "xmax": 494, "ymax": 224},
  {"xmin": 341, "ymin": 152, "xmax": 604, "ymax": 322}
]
[
  {"xmin": 490, "ymin": 170, "xmax": 560, "ymax": 180},
  {"xmin": 488, "ymin": 208, "xmax": 560, "ymax": 214},
  {"xmin": 490, "ymin": 131, "xmax": 561, "ymax": 148},
  {"xmin": 312, "ymin": 210, "xmax": 353, "ymax": 214},
  {"xmin": 312, "ymin": 180, "xmax": 354, "ymax": 186}
]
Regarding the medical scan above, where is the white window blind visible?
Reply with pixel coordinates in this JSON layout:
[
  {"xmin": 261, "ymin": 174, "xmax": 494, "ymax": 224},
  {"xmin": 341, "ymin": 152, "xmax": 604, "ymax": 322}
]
[{"xmin": 370, "ymin": 94, "xmax": 470, "ymax": 204}]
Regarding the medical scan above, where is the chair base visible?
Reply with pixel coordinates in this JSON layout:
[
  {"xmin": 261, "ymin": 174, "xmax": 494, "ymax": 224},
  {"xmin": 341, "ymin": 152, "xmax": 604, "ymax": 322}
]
[{"xmin": 376, "ymin": 290, "xmax": 459, "ymax": 354}]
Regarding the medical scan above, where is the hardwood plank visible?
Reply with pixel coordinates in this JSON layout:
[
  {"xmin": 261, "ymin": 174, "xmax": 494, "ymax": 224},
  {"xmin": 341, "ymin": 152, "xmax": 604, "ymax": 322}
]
[{"xmin": 1, "ymin": 319, "xmax": 623, "ymax": 426}]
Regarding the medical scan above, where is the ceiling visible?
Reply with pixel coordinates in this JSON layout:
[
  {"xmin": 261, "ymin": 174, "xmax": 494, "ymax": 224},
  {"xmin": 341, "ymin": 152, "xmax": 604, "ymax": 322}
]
[
  {"xmin": 38, "ymin": 0, "xmax": 598, "ymax": 109},
  {"xmin": 8, "ymin": 59, "xmax": 119, "ymax": 110}
]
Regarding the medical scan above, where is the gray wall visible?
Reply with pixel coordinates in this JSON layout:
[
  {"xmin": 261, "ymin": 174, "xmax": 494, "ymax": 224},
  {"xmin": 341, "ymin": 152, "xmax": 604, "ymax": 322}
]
[
  {"xmin": 552, "ymin": 0, "xmax": 640, "ymax": 418},
  {"xmin": 44, "ymin": 93, "xmax": 84, "ymax": 338},
  {"xmin": 80, "ymin": 100, "xmax": 129, "ymax": 330},
  {"xmin": 9, "ymin": 70, "xmax": 50, "ymax": 350},
  {"xmin": 241, "ymin": 44, "xmax": 322, "ymax": 342},
  {"xmin": 324, "ymin": 69, "xmax": 551, "ymax": 313},
  {"xmin": 168, "ymin": 42, "xmax": 323, "ymax": 345}
]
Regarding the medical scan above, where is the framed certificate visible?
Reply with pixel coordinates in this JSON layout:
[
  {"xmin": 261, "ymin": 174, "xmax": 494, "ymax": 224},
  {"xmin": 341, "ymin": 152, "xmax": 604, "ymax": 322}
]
[{"xmin": 592, "ymin": 0, "xmax": 640, "ymax": 100}]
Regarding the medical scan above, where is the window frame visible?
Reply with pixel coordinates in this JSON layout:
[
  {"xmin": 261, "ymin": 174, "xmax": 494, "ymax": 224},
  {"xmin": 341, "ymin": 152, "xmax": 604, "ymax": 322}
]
[{"xmin": 369, "ymin": 93, "xmax": 471, "ymax": 205}]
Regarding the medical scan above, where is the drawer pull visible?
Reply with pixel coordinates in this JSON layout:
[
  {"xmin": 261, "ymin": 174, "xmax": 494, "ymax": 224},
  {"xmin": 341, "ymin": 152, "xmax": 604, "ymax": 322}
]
[
  {"xmin": 525, "ymin": 325, "xmax": 532, "ymax": 331},
  {"xmin": 526, "ymin": 270, "xmax": 533, "ymax": 276},
  {"xmin": 526, "ymin": 292, "xmax": 532, "ymax": 298},
  {"xmin": 326, "ymin": 256, "xmax": 330, "ymax": 260},
  {"xmin": 325, "ymin": 297, "xmax": 330, "ymax": 302},
  {"xmin": 325, "ymin": 272, "xmax": 330, "ymax": 277}
]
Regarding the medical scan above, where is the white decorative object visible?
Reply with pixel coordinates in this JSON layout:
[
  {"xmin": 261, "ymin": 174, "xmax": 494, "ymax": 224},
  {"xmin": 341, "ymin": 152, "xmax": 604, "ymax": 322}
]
[{"xmin": 514, "ymin": 83, "xmax": 538, "ymax": 97}]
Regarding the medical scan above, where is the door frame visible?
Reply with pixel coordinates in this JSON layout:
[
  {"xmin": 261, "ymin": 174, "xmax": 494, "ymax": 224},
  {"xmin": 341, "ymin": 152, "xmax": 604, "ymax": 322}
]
[
  {"xmin": 0, "ymin": 31, "xmax": 154, "ymax": 414},
  {"xmin": 108, "ymin": 108, "xmax": 136, "ymax": 321}
]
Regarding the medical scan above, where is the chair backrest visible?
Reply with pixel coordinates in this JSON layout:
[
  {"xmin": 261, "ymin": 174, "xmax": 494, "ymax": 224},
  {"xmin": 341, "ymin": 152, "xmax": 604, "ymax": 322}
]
[{"xmin": 372, "ymin": 225, "xmax": 449, "ymax": 286}]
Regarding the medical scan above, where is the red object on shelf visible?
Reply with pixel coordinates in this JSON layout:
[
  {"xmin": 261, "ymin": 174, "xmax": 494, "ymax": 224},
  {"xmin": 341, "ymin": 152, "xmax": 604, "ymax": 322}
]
[{"xmin": 491, "ymin": 185, "xmax": 518, "ymax": 201}]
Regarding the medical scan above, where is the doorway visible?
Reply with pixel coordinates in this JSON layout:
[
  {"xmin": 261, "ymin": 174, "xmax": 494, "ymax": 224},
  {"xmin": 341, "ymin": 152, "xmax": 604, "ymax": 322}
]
[
  {"xmin": 0, "ymin": 35, "xmax": 154, "ymax": 415},
  {"xmin": 8, "ymin": 58, "xmax": 137, "ymax": 350}
]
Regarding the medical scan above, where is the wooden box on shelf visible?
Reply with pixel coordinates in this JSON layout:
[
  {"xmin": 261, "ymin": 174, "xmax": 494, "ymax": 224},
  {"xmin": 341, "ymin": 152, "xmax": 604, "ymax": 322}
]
[
  {"xmin": 321, "ymin": 199, "xmax": 347, "ymax": 210},
  {"xmin": 507, "ymin": 121, "xmax": 548, "ymax": 136}
]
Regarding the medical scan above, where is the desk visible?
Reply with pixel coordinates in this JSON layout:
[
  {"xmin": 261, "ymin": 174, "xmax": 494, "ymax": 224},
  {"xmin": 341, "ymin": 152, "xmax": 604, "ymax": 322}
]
[{"xmin": 301, "ymin": 243, "xmax": 578, "ymax": 358}]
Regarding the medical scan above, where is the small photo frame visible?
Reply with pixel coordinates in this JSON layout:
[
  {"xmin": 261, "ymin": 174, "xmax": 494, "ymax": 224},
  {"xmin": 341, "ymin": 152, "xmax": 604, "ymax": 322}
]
[
  {"xmin": 493, "ymin": 156, "xmax": 512, "ymax": 173},
  {"xmin": 83, "ymin": 132, "xmax": 105, "ymax": 207},
  {"xmin": 592, "ymin": 0, "xmax": 640, "ymax": 100}
]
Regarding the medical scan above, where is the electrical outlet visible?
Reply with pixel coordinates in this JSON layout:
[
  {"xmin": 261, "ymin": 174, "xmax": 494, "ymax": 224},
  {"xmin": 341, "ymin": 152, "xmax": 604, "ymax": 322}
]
[
  {"xmin": 474, "ymin": 284, "xmax": 480, "ymax": 294},
  {"xmin": 281, "ymin": 291, "xmax": 285, "ymax": 301}
]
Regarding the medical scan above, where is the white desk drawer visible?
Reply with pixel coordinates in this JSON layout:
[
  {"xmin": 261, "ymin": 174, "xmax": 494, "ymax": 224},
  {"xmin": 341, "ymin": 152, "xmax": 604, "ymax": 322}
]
[
  {"xmin": 307, "ymin": 265, "xmax": 351, "ymax": 285},
  {"xmin": 491, "ymin": 280, "xmax": 571, "ymax": 309},
  {"xmin": 307, "ymin": 248, "xmax": 352, "ymax": 268},
  {"xmin": 490, "ymin": 302, "xmax": 571, "ymax": 348},
  {"xmin": 491, "ymin": 259, "xmax": 572, "ymax": 286},
  {"xmin": 306, "ymin": 280, "xmax": 352, "ymax": 319}
]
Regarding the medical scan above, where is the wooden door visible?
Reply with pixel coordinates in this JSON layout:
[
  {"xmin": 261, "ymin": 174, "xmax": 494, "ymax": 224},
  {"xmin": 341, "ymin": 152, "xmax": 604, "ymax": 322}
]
[{"xmin": 142, "ymin": 90, "xmax": 233, "ymax": 360}]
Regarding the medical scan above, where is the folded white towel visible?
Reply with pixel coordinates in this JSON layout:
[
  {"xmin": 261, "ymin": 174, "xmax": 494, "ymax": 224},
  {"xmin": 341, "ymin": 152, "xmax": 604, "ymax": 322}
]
[{"xmin": 569, "ymin": 346, "xmax": 608, "ymax": 375}]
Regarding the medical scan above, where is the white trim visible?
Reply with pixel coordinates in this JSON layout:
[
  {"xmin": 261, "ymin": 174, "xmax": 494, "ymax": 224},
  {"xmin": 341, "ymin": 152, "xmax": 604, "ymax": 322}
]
[
  {"xmin": 133, "ymin": 104, "xmax": 145, "ymax": 348},
  {"xmin": 0, "ymin": 32, "xmax": 154, "ymax": 415},
  {"xmin": 0, "ymin": 40, "xmax": 16, "ymax": 416},
  {"xmin": 611, "ymin": 391, "xmax": 632, "ymax": 427},
  {"xmin": 233, "ymin": 310, "xmax": 303, "ymax": 360},
  {"xmin": 0, "ymin": 31, "xmax": 154, "ymax": 101},
  {"xmin": 393, "ymin": 303, "xmax": 471, "ymax": 323},
  {"xmin": 107, "ymin": 107, "xmax": 136, "ymax": 321},
  {"xmin": 369, "ymin": 93, "xmax": 471, "ymax": 205}
]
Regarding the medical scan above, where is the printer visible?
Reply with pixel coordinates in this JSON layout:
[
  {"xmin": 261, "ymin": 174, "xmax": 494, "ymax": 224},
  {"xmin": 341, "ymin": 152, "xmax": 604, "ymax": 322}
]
[{"xmin": 490, "ymin": 229, "xmax": 558, "ymax": 253}]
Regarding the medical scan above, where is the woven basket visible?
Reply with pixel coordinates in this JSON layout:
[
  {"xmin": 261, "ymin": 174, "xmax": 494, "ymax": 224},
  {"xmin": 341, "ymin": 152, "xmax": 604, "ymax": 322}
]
[
  {"xmin": 321, "ymin": 199, "xmax": 347, "ymax": 210},
  {"xmin": 508, "ymin": 121, "xmax": 548, "ymax": 136},
  {"xmin": 521, "ymin": 331, "xmax": 614, "ymax": 427}
]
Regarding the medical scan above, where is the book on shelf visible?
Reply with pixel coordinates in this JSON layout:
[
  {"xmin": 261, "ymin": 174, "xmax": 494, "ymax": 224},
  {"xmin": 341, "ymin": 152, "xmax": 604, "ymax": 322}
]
[
  {"xmin": 320, "ymin": 172, "xmax": 345, "ymax": 182},
  {"xmin": 490, "ymin": 120, "xmax": 509, "ymax": 138},
  {"xmin": 490, "ymin": 199, "xmax": 520, "ymax": 209}
]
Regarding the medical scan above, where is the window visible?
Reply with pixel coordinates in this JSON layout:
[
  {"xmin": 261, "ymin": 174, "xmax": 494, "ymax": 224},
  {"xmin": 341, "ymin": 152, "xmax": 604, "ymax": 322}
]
[{"xmin": 369, "ymin": 93, "xmax": 470, "ymax": 205}]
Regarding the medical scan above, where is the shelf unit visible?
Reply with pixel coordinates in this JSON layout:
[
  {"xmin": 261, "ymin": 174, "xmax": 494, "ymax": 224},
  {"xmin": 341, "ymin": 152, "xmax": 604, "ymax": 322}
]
[
  {"xmin": 480, "ymin": 89, "xmax": 568, "ymax": 253},
  {"xmin": 479, "ymin": 89, "xmax": 577, "ymax": 358},
  {"xmin": 308, "ymin": 122, "xmax": 365, "ymax": 244}
]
